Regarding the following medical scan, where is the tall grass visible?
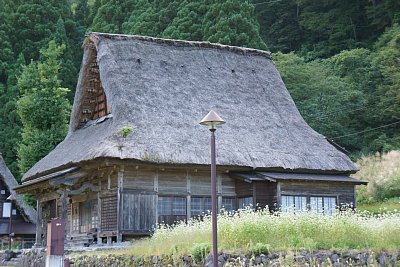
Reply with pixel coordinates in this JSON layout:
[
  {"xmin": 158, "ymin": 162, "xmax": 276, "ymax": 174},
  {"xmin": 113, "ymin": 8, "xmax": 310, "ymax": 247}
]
[
  {"xmin": 355, "ymin": 150, "xmax": 400, "ymax": 203},
  {"xmin": 123, "ymin": 209, "xmax": 400, "ymax": 257}
]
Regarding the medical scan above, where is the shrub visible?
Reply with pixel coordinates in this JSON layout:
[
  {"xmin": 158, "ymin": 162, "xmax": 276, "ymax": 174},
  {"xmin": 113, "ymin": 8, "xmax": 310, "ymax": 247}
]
[
  {"xmin": 189, "ymin": 243, "xmax": 211, "ymax": 262},
  {"xmin": 249, "ymin": 243, "xmax": 270, "ymax": 255}
]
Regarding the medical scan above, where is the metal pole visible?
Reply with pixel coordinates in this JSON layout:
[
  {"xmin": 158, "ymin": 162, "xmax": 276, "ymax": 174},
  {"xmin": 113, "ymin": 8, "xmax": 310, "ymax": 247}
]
[
  {"xmin": 8, "ymin": 200, "xmax": 12, "ymax": 250},
  {"xmin": 210, "ymin": 127, "xmax": 218, "ymax": 267}
]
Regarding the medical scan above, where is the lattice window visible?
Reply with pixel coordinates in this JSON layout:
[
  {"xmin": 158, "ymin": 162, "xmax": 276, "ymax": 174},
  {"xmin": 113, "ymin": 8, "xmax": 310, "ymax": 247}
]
[
  {"xmin": 72, "ymin": 204, "xmax": 79, "ymax": 232},
  {"xmin": 281, "ymin": 195, "xmax": 307, "ymax": 213},
  {"xmin": 238, "ymin": 196, "xmax": 253, "ymax": 209},
  {"xmin": 310, "ymin": 196, "xmax": 337, "ymax": 215},
  {"xmin": 101, "ymin": 196, "xmax": 117, "ymax": 231},
  {"xmin": 158, "ymin": 197, "xmax": 186, "ymax": 216},
  {"xmin": 190, "ymin": 197, "xmax": 212, "ymax": 216},
  {"xmin": 78, "ymin": 47, "xmax": 110, "ymax": 128},
  {"xmin": 221, "ymin": 197, "xmax": 236, "ymax": 212}
]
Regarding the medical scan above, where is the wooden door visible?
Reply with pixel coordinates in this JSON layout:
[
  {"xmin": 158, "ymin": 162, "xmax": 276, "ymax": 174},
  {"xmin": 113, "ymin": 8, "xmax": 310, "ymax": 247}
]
[{"xmin": 121, "ymin": 193, "xmax": 157, "ymax": 233}]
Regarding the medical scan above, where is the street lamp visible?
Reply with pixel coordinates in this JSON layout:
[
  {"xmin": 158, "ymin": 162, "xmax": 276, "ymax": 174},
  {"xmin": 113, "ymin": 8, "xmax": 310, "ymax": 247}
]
[
  {"xmin": 200, "ymin": 110, "xmax": 225, "ymax": 267},
  {"xmin": 6, "ymin": 194, "xmax": 16, "ymax": 250}
]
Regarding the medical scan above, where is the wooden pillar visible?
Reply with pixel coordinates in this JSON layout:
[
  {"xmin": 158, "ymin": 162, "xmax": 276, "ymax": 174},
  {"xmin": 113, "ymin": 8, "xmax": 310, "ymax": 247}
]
[
  {"xmin": 276, "ymin": 182, "xmax": 281, "ymax": 209},
  {"xmin": 33, "ymin": 200, "xmax": 43, "ymax": 248},
  {"xmin": 217, "ymin": 175, "xmax": 222, "ymax": 212},
  {"xmin": 97, "ymin": 180, "xmax": 102, "ymax": 245},
  {"xmin": 154, "ymin": 170, "xmax": 159, "ymax": 225},
  {"xmin": 116, "ymin": 166, "xmax": 124, "ymax": 243},
  {"xmin": 186, "ymin": 170, "xmax": 191, "ymax": 220},
  {"xmin": 60, "ymin": 190, "xmax": 69, "ymax": 247}
]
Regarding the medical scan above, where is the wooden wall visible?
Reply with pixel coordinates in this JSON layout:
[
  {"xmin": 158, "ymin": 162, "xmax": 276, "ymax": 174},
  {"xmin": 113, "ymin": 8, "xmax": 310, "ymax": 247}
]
[
  {"xmin": 279, "ymin": 181, "xmax": 356, "ymax": 207},
  {"xmin": 120, "ymin": 168, "xmax": 238, "ymax": 233},
  {"xmin": 253, "ymin": 181, "xmax": 277, "ymax": 210}
]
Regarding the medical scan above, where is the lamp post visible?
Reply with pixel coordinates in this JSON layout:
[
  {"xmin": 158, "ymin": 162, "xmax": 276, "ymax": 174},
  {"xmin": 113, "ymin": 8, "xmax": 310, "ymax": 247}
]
[
  {"xmin": 7, "ymin": 194, "xmax": 16, "ymax": 250},
  {"xmin": 200, "ymin": 110, "xmax": 225, "ymax": 267}
]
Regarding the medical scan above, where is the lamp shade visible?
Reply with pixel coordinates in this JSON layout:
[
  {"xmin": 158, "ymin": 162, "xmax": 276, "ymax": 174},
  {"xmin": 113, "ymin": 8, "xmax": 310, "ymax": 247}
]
[
  {"xmin": 200, "ymin": 110, "xmax": 225, "ymax": 126},
  {"xmin": 7, "ymin": 194, "xmax": 16, "ymax": 201}
]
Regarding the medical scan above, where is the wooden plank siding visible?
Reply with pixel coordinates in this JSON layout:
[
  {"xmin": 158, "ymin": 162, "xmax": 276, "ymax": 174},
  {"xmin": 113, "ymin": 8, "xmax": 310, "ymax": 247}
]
[
  {"xmin": 120, "ymin": 193, "xmax": 156, "ymax": 233},
  {"xmin": 123, "ymin": 169, "xmax": 154, "ymax": 192},
  {"xmin": 235, "ymin": 179, "xmax": 253, "ymax": 197},
  {"xmin": 253, "ymin": 181, "xmax": 277, "ymax": 210},
  {"xmin": 279, "ymin": 181, "xmax": 356, "ymax": 207},
  {"xmin": 119, "ymin": 168, "xmax": 238, "ymax": 232},
  {"xmin": 158, "ymin": 170, "xmax": 186, "ymax": 195}
]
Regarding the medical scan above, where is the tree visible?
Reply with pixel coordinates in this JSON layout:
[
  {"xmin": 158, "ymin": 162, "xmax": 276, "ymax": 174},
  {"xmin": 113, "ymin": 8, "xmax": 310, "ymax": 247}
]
[
  {"xmin": 17, "ymin": 41, "xmax": 70, "ymax": 175},
  {"xmin": 91, "ymin": 0, "xmax": 136, "ymax": 33},
  {"xmin": 273, "ymin": 52, "xmax": 366, "ymax": 151},
  {"xmin": 203, "ymin": 0, "xmax": 267, "ymax": 50},
  {"xmin": 75, "ymin": 0, "xmax": 90, "ymax": 29},
  {"xmin": 52, "ymin": 17, "xmax": 78, "ymax": 98},
  {"xmin": 254, "ymin": 0, "xmax": 304, "ymax": 52},
  {"xmin": 122, "ymin": 0, "xmax": 181, "ymax": 36},
  {"xmin": 162, "ymin": 1, "xmax": 207, "ymax": 41}
]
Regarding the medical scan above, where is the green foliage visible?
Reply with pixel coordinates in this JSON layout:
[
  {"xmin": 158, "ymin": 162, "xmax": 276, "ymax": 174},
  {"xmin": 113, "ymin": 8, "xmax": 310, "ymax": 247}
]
[
  {"xmin": 203, "ymin": 0, "xmax": 267, "ymax": 50},
  {"xmin": 273, "ymin": 52, "xmax": 365, "ymax": 149},
  {"xmin": 189, "ymin": 243, "xmax": 210, "ymax": 262},
  {"xmin": 91, "ymin": 0, "xmax": 136, "ymax": 33},
  {"xmin": 17, "ymin": 41, "xmax": 70, "ymax": 175},
  {"xmin": 120, "ymin": 126, "xmax": 133, "ymax": 139},
  {"xmin": 162, "ymin": 1, "xmax": 206, "ymax": 41},
  {"xmin": 249, "ymin": 243, "xmax": 270, "ymax": 255}
]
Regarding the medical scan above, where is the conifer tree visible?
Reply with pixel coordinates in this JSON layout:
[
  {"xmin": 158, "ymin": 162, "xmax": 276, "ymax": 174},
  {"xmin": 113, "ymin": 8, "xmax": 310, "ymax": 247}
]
[
  {"xmin": 203, "ymin": 0, "xmax": 267, "ymax": 50},
  {"xmin": 162, "ymin": 1, "xmax": 207, "ymax": 41},
  {"xmin": 92, "ymin": 0, "xmax": 136, "ymax": 33},
  {"xmin": 17, "ymin": 41, "xmax": 70, "ymax": 175}
]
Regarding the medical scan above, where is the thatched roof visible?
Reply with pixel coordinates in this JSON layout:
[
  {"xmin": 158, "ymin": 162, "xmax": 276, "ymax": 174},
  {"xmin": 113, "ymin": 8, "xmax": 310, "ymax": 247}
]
[
  {"xmin": 22, "ymin": 32, "xmax": 357, "ymax": 181},
  {"xmin": 0, "ymin": 154, "xmax": 36, "ymax": 223}
]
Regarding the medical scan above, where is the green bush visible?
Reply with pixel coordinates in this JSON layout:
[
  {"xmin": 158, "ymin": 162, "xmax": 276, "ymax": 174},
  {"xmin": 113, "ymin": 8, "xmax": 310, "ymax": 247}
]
[
  {"xmin": 250, "ymin": 243, "xmax": 270, "ymax": 255},
  {"xmin": 189, "ymin": 243, "xmax": 211, "ymax": 262}
]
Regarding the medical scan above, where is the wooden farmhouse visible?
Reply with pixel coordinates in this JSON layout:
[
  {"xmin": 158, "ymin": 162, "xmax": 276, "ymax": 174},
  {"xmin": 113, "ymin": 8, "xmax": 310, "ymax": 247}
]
[
  {"xmin": 0, "ymin": 154, "xmax": 36, "ymax": 248},
  {"xmin": 15, "ymin": 33, "xmax": 366, "ymax": 247}
]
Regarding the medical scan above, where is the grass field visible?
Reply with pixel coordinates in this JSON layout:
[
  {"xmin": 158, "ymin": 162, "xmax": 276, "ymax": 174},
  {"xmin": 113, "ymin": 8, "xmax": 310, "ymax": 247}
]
[
  {"xmin": 73, "ymin": 208, "xmax": 400, "ymax": 259},
  {"xmin": 357, "ymin": 198, "xmax": 400, "ymax": 214}
]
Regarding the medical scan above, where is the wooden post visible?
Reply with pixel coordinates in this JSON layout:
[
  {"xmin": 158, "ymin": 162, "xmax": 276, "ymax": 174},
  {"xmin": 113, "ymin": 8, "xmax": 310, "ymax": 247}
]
[
  {"xmin": 60, "ymin": 190, "xmax": 68, "ymax": 248},
  {"xmin": 276, "ymin": 182, "xmax": 281, "ymax": 209},
  {"xmin": 186, "ymin": 170, "xmax": 191, "ymax": 220},
  {"xmin": 116, "ymin": 166, "xmax": 124, "ymax": 243},
  {"xmin": 97, "ymin": 180, "xmax": 102, "ymax": 245},
  {"xmin": 33, "ymin": 200, "xmax": 43, "ymax": 248}
]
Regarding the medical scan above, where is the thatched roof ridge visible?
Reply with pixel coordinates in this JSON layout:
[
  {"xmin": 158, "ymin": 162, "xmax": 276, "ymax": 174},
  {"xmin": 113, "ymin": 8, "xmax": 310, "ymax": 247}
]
[
  {"xmin": 86, "ymin": 32, "xmax": 271, "ymax": 59},
  {"xmin": 22, "ymin": 32, "xmax": 357, "ymax": 181},
  {"xmin": 0, "ymin": 154, "xmax": 36, "ymax": 223}
]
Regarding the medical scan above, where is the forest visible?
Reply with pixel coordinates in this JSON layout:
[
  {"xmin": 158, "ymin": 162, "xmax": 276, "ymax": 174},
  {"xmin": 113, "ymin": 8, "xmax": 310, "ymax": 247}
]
[{"xmin": 0, "ymin": 0, "xmax": 399, "ymax": 180}]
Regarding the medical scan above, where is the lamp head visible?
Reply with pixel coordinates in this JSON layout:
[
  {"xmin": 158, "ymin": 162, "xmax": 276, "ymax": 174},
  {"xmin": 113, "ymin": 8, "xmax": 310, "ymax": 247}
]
[
  {"xmin": 199, "ymin": 110, "xmax": 225, "ymax": 128},
  {"xmin": 7, "ymin": 195, "xmax": 16, "ymax": 201}
]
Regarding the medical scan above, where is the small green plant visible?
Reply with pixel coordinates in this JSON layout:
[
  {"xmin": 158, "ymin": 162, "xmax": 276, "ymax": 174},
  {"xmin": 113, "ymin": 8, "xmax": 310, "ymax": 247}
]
[
  {"xmin": 189, "ymin": 243, "xmax": 211, "ymax": 262},
  {"xmin": 120, "ymin": 126, "xmax": 133, "ymax": 138},
  {"xmin": 249, "ymin": 243, "xmax": 270, "ymax": 255}
]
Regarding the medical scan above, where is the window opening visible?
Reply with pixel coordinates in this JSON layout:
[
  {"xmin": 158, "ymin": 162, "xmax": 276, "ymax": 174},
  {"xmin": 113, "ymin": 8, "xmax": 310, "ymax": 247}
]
[
  {"xmin": 191, "ymin": 197, "xmax": 212, "ymax": 216},
  {"xmin": 221, "ymin": 197, "xmax": 236, "ymax": 212},
  {"xmin": 238, "ymin": 196, "xmax": 253, "ymax": 209},
  {"xmin": 281, "ymin": 195, "xmax": 307, "ymax": 213},
  {"xmin": 158, "ymin": 197, "xmax": 186, "ymax": 216},
  {"xmin": 310, "ymin": 196, "xmax": 337, "ymax": 215}
]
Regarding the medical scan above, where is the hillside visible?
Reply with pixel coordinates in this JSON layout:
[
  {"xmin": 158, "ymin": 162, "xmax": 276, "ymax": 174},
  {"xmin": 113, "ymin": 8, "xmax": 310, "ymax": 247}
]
[{"xmin": 0, "ymin": 0, "xmax": 399, "ymax": 178}]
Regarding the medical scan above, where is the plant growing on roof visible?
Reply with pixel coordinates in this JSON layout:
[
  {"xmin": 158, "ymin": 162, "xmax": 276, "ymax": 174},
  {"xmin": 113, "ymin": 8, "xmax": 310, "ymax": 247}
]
[
  {"xmin": 118, "ymin": 126, "xmax": 133, "ymax": 151},
  {"xmin": 120, "ymin": 126, "xmax": 133, "ymax": 139}
]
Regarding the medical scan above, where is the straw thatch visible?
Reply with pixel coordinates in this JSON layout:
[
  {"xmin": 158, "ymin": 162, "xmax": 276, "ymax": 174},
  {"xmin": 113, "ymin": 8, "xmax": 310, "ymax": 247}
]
[
  {"xmin": 0, "ymin": 154, "xmax": 36, "ymax": 223},
  {"xmin": 22, "ymin": 32, "xmax": 357, "ymax": 181}
]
